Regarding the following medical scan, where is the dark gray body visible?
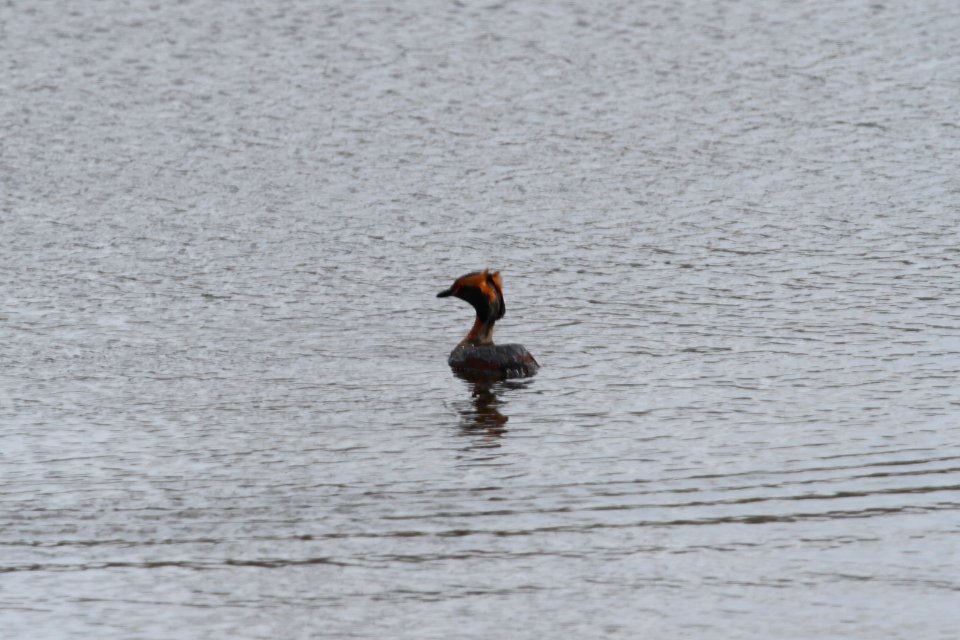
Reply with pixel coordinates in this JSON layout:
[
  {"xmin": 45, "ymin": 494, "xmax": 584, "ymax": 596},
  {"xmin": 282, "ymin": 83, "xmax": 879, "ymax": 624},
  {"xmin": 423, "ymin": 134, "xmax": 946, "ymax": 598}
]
[{"xmin": 448, "ymin": 343, "xmax": 539, "ymax": 379}]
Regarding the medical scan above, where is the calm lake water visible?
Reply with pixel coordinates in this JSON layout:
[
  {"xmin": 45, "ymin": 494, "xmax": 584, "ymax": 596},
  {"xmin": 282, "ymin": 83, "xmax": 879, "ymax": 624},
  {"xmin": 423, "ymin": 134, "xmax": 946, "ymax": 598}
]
[{"xmin": 3, "ymin": 1, "xmax": 959, "ymax": 638}]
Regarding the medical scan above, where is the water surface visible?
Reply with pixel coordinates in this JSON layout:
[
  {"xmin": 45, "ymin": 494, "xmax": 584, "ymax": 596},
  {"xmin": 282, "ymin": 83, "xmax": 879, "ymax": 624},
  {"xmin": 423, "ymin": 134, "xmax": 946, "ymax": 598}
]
[{"xmin": 2, "ymin": 1, "xmax": 959, "ymax": 638}]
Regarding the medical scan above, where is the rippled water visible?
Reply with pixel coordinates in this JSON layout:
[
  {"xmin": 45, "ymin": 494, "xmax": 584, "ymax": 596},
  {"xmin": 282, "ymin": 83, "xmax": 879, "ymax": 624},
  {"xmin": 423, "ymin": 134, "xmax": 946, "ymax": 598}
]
[{"xmin": 3, "ymin": 1, "xmax": 960, "ymax": 638}]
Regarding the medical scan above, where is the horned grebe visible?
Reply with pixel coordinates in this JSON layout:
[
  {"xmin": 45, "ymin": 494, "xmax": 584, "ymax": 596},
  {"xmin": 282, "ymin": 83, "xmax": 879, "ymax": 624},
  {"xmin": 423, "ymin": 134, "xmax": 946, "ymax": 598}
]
[{"xmin": 437, "ymin": 270, "xmax": 539, "ymax": 378}]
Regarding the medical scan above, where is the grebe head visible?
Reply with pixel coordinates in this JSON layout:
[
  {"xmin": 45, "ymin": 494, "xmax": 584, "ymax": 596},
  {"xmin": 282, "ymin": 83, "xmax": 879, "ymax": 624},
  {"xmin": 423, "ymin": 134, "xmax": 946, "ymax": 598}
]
[{"xmin": 437, "ymin": 270, "xmax": 505, "ymax": 324}]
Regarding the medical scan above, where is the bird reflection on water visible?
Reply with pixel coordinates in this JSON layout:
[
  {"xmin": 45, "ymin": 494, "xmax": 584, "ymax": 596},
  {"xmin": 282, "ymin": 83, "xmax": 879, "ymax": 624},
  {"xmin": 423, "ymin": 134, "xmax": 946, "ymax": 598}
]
[{"xmin": 453, "ymin": 370, "xmax": 534, "ymax": 443}]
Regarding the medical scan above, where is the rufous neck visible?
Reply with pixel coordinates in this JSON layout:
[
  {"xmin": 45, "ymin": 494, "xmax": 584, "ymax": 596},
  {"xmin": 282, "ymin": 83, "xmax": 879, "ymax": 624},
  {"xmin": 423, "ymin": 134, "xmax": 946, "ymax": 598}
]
[{"xmin": 459, "ymin": 315, "xmax": 496, "ymax": 347}]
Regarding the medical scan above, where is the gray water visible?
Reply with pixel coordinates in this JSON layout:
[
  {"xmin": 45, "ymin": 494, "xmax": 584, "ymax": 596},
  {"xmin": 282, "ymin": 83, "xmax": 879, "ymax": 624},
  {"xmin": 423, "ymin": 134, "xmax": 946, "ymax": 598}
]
[{"xmin": 3, "ymin": 1, "xmax": 960, "ymax": 638}]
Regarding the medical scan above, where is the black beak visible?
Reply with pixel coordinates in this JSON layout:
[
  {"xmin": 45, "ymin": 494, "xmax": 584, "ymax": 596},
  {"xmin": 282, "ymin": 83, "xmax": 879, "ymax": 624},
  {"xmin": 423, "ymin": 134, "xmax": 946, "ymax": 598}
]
[{"xmin": 437, "ymin": 288, "xmax": 454, "ymax": 298}]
